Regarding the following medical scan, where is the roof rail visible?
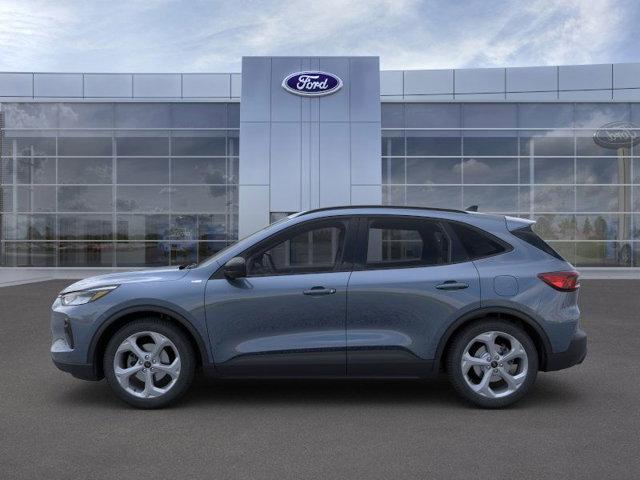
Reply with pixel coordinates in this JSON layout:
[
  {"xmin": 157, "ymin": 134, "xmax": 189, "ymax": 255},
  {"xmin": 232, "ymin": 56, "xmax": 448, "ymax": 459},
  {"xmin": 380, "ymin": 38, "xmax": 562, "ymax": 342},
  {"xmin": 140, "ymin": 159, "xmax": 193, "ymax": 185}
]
[{"xmin": 297, "ymin": 205, "xmax": 468, "ymax": 216}]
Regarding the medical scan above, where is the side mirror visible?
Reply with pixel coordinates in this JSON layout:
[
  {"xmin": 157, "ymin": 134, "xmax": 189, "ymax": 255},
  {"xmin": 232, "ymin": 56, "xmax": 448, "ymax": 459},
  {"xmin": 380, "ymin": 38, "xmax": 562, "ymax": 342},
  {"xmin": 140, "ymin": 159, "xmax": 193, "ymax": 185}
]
[{"xmin": 223, "ymin": 256, "xmax": 246, "ymax": 279}]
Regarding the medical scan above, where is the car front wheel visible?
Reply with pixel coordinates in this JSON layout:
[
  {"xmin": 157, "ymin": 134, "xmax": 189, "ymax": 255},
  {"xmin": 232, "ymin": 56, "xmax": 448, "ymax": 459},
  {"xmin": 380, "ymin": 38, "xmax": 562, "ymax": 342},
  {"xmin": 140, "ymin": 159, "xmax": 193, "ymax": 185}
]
[
  {"xmin": 446, "ymin": 320, "xmax": 538, "ymax": 408},
  {"xmin": 104, "ymin": 318, "xmax": 195, "ymax": 409}
]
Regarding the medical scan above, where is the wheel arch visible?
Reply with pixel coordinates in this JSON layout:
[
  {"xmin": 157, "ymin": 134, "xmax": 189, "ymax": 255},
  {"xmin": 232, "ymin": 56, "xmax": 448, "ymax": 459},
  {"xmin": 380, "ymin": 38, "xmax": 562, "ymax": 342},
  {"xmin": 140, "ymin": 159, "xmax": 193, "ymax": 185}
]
[
  {"xmin": 434, "ymin": 307, "xmax": 552, "ymax": 373},
  {"xmin": 88, "ymin": 306, "xmax": 209, "ymax": 379}
]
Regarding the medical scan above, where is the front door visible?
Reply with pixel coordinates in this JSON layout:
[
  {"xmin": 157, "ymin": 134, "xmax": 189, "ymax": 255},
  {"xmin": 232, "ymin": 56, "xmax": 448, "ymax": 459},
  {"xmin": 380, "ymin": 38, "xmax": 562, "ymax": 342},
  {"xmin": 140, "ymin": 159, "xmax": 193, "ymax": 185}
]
[
  {"xmin": 204, "ymin": 218, "xmax": 356, "ymax": 377},
  {"xmin": 346, "ymin": 216, "xmax": 481, "ymax": 377}
]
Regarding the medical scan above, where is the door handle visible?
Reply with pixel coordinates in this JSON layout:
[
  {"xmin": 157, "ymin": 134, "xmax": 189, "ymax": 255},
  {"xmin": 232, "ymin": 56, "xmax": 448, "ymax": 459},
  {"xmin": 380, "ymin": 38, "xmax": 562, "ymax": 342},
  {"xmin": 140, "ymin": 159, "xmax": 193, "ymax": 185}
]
[
  {"xmin": 435, "ymin": 280, "xmax": 469, "ymax": 290},
  {"xmin": 303, "ymin": 286, "xmax": 337, "ymax": 296}
]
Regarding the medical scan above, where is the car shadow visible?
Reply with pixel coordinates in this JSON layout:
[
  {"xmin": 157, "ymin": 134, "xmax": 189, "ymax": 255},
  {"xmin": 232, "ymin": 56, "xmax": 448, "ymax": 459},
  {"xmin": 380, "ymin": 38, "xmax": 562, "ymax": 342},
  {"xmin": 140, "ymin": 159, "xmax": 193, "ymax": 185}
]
[{"xmin": 54, "ymin": 374, "xmax": 581, "ymax": 410}]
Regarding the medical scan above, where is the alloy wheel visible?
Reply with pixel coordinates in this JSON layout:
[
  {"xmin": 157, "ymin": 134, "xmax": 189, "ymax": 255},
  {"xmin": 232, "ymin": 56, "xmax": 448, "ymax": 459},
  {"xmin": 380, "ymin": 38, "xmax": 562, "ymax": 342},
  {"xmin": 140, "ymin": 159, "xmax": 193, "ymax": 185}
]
[
  {"xmin": 460, "ymin": 330, "xmax": 529, "ymax": 399},
  {"xmin": 113, "ymin": 331, "xmax": 181, "ymax": 399}
]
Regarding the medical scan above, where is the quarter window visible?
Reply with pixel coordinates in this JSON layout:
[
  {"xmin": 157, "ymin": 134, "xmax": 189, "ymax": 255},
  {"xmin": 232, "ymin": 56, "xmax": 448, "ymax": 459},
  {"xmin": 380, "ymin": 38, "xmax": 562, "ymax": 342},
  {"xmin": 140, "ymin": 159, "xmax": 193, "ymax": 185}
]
[
  {"xmin": 247, "ymin": 222, "xmax": 346, "ymax": 276},
  {"xmin": 447, "ymin": 221, "xmax": 507, "ymax": 259},
  {"xmin": 365, "ymin": 218, "xmax": 451, "ymax": 268}
]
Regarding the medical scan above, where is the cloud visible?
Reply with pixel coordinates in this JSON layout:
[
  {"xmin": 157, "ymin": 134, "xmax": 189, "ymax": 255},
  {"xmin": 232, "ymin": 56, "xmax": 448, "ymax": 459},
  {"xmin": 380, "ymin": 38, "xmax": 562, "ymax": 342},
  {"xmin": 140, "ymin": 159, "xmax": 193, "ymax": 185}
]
[{"xmin": 0, "ymin": 0, "xmax": 637, "ymax": 72}]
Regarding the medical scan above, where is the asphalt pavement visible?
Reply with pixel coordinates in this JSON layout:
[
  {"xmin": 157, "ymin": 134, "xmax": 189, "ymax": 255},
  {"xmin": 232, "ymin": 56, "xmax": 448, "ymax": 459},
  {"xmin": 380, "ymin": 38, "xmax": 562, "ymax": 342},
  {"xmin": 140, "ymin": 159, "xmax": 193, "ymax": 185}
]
[{"xmin": 0, "ymin": 279, "xmax": 638, "ymax": 479}]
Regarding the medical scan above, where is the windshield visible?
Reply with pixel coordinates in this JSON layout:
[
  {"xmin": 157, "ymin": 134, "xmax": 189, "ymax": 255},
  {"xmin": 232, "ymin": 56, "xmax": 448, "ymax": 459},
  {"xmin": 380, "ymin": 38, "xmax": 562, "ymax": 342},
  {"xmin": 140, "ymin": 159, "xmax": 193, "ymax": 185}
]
[{"xmin": 196, "ymin": 213, "xmax": 297, "ymax": 268}]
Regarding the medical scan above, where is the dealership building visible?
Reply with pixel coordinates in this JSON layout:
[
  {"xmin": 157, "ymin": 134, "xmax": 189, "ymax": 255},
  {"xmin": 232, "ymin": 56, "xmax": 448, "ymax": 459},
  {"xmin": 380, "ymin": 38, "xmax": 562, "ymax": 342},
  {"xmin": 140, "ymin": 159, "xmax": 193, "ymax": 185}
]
[{"xmin": 1, "ymin": 56, "xmax": 640, "ymax": 270}]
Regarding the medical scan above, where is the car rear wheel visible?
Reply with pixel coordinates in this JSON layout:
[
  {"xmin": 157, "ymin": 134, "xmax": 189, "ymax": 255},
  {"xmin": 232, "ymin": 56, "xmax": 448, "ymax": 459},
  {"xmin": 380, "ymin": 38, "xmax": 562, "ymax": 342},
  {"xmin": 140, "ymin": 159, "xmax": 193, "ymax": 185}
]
[
  {"xmin": 104, "ymin": 318, "xmax": 195, "ymax": 409},
  {"xmin": 446, "ymin": 320, "xmax": 538, "ymax": 408}
]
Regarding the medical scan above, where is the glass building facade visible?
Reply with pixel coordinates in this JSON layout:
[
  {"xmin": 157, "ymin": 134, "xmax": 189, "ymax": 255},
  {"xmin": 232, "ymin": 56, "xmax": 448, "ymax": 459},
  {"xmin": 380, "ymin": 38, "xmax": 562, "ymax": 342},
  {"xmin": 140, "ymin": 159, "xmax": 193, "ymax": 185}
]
[
  {"xmin": 0, "ymin": 103, "xmax": 239, "ymax": 267},
  {"xmin": 382, "ymin": 102, "xmax": 640, "ymax": 267},
  {"xmin": 1, "ymin": 66, "xmax": 639, "ymax": 269}
]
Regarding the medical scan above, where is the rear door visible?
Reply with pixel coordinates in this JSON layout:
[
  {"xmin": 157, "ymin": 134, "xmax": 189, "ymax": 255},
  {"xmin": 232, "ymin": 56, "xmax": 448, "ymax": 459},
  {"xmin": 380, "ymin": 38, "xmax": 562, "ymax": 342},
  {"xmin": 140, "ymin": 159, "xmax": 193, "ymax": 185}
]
[{"xmin": 346, "ymin": 216, "xmax": 481, "ymax": 377}]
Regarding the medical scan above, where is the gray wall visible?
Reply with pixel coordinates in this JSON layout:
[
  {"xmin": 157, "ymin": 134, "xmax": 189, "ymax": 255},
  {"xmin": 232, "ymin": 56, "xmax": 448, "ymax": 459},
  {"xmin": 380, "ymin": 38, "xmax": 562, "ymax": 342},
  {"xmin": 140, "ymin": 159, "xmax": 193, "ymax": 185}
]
[
  {"xmin": 238, "ymin": 56, "xmax": 382, "ymax": 237},
  {"xmin": 381, "ymin": 63, "xmax": 640, "ymax": 102}
]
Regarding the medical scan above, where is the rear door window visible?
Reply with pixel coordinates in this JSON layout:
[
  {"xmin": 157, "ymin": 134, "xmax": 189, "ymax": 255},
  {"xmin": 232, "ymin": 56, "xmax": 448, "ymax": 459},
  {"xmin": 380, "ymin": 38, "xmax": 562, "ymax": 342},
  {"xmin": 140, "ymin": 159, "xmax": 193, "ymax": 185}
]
[{"xmin": 364, "ymin": 217, "xmax": 452, "ymax": 269}]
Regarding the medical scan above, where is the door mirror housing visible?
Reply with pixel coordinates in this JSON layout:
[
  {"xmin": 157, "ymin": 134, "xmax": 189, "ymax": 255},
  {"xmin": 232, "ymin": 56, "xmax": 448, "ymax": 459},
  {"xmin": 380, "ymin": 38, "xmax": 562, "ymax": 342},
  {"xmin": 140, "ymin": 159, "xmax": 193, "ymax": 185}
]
[{"xmin": 223, "ymin": 256, "xmax": 247, "ymax": 279}]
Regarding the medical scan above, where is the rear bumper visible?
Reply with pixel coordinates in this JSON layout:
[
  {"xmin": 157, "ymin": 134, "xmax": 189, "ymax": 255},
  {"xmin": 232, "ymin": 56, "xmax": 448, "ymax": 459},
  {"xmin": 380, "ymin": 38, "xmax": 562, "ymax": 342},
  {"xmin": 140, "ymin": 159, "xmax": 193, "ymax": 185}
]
[{"xmin": 543, "ymin": 327, "xmax": 587, "ymax": 371}]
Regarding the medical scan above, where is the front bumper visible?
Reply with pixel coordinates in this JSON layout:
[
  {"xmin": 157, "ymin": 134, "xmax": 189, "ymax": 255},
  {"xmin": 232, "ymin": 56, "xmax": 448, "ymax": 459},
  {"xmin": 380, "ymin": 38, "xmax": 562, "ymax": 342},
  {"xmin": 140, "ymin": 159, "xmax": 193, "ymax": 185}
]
[
  {"xmin": 543, "ymin": 327, "xmax": 587, "ymax": 371},
  {"xmin": 52, "ymin": 358, "xmax": 100, "ymax": 381}
]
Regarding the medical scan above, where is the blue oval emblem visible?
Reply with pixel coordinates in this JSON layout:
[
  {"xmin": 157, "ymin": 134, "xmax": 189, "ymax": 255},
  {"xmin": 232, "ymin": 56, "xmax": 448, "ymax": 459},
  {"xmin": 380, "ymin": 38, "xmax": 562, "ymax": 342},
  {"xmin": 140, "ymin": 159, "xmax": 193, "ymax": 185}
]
[
  {"xmin": 593, "ymin": 121, "xmax": 640, "ymax": 149},
  {"xmin": 282, "ymin": 71, "xmax": 343, "ymax": 97}
]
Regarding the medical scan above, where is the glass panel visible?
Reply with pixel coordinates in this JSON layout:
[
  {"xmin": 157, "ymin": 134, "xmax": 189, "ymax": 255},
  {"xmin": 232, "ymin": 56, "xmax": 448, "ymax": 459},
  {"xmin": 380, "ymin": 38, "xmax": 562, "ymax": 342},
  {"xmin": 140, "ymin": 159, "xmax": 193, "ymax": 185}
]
[
  {"xmin": 58, "ymin": 158, "xmax": 112, "ymax": 184},
  {"xmin": 116, "ymin": 158, "xmax": 169, "ymax": 184},
  {"xmin": 576, "ymin": 186, "xmax": 624, "ymax": 212},
  {"xmin": 227, "ymin": 131, "xmax": 239, "ymax": 157},
  {"xmin": 463, "ymin": 104, "xmax": 517, "ymax": 128},
  {"xmin": 170, "ymin": 104, "xmax": 227, "ymax": 128},
  {"xmin": 115, "ymin": 242, "xmax": 169, "ymax": 267},
  {"xmin": 59, "ymin": 242, "xmax": 114, "ymax": 267},
  {"xmin": 198, "ymin": 241, "xmax": 228, "ymax": 262},
  {"xmin": 533, "ymin": 214, "xmax": 576, "ymax": 240},
  {"xmin": 462, "ymin": 158, "xmax": 517, "ymax": 184},
  {"xmin": 116, "ymin": 214, "xmax": 170, "ymax": 240},
  {"xmin": 464, "ymin": 186, "xmax": 518, "ymax": 212},
  {"xmin": 116, "ymin": 186, "xmax": 170, "ymax": 213},
  {"xmin": 2, "ymin": 104, "xmax": 58, "ymax": 128},
  {"xmin": 228, "ymin": 103, "xmax": 240, "ymax": 127},
  {"xmin": 533, "ymin": 158, "xmax": 574, "ymax": 184},
  {"xmin": 58, "ymin": 214, "xmax": 113, "ymax": 240},
  {"xmin": 463, "ymin": 135, "xmax": 518, "ymax": 156},
  {"xmin": 518, "ymin": 104, "xmax": 574, "ymax": 129},
  {"xmin": 170, "ymin": 241, "xmax": 197, "ymax": 266},
  {"xmin": 2, "ymin": 242, "xmax": 56, "ymax": 267},
  {"xmin": 406, "ymin": 186, "xmax": 462, "ymax": 209},
  {"xmin": 171, "ymin": 158, "xmax": 226, "ymax": 184},
  {"xmin": 169, "ymin": 215, "xmax": 197, "ymax": 241},
  {"xmin": 574, "ymin": 103, "xmax": 630, "ymax": 128},
  {"xmin": 381, "ymin": 103, "xmax": 404, "ymax": 128},
  {"xmin": 9, "ymin": 136, "xmax": 56, "ymax": 156},
  {"xmin": 633, "ymin": 158, "xmax": 640, "ymax": 183},
  {"xmin": 406, "ymin": 157, "xmax": 461, "ymax": 184},
  {"xmin": 547, "ymin": 241, "xmax": 576, "ymax": 264},
  {"xmin": 171, "ymin": 186, "xmax": 228, "ymax": 212},
  {"xmin": 16, "ymin": 157, "xmax": 56, "ymax": 184},
  {"xmin": 576, "ymin": 157, "xmax": 626, "ymax": 184},
  {"xmin": 58, "ymin": 186, "xmax": 113, "ymax": 212},
  {"xmin": 17, "ymin": 185, "xmax": 56, "ymax": 212},
  {"xmin": 227, "ymin": 157, "xmax": 239, "ymax": 183},
  {"xmin": 1, "ymin": 158, "xmax": 12, "ymax": 183},
  {"xmin": 1, "ymin": 186, "xmax": 12, "ymax": 211},
  {"xmin": 58, "ymin": 137, "xmax": 113, "ymax": 156},
  {"xmin": 575, "ymin": 241, "xmax": 631, "ymax": 267},
  {"xmin": 197, "ymin": 214, "xmax": 228, "ymax": 240},
  {"xmin": 382, "ymin": 185, "xmax": 405, "ymax": 205},
  {"xmin": 406, "ymin": 131, "xmax": 461, "ymax": 156},
  {"xmin": 382, "ymin": 158, "xmax": 405, "ymax": 184},
  {"xmin": 59, "ymin": 103, "xmax": 113, "ymax": 128},
  {"xmin": 13, "ymin": 214, "xmax": 55, "ymax": 240},
  {"xmin": 116, "ymin": 136, "xmax": 169, "ymax": 156},
  {"xmin": 114, "ymin": 104, "xmax": 170, "ymax": 128},
  {"xmin": 406, "ymin": 104, "xmax": 460, "ymax": 128},
  {"xmin": 575, "ymin": 214, "xmax": 630, "ymax": 241},
  {"xmin": 171, "ymin": 133, "xmax": 226, "ymax": 156},
  {"xmin": 534, "ymin": 186, "xmax": 575, "ymax": 212},
  {"xmin": 519, "ymin": 133, "xmax": 574, "ymax": 156},
  {"xmin": 381, "ymin": 130, "xmax": 404, "ymax": 156}
]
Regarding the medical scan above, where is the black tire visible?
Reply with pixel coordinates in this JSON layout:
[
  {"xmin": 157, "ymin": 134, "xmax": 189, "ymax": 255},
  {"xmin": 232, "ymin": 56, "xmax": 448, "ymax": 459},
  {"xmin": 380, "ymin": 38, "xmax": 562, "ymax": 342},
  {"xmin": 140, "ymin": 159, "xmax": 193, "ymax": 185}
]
[
  {"xmin": 103, "ymin": 318, "xmax": 196, "ymax": 409},
  {"xmin": 446, "ymin": 319, "xmax": 538, "ymax": 408}
]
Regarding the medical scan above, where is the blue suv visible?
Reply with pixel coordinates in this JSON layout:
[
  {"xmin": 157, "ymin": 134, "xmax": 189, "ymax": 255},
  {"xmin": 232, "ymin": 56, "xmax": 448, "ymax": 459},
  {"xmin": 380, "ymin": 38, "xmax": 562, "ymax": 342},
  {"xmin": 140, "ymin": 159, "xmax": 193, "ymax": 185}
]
[{"xmin": 51, "ymin": 206, "xmax": 586, "ymax": 408}]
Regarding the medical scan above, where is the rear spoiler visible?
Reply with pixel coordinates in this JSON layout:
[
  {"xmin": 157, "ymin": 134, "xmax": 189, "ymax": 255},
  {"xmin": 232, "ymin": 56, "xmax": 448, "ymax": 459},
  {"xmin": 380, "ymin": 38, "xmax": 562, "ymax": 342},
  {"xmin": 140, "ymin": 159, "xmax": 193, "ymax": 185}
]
[{"xmin": 505, "ymin": 215, "xmax": 536, "ymax": 232}]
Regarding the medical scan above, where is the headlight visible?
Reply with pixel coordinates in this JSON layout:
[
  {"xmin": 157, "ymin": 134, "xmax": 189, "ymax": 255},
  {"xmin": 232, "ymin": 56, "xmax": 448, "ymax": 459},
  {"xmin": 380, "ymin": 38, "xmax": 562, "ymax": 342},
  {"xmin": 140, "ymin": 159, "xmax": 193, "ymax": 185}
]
[{"xmin": 60, "ymin": 285, "xmax": 118, "ymax": 306}]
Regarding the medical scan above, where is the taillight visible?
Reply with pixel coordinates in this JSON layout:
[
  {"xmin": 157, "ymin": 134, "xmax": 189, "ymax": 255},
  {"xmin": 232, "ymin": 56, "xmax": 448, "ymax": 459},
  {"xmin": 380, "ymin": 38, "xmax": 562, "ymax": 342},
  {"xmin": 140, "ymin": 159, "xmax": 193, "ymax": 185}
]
[{"xmin": 537, "ymin": 271, "xmax": 580, "ymax": 292}]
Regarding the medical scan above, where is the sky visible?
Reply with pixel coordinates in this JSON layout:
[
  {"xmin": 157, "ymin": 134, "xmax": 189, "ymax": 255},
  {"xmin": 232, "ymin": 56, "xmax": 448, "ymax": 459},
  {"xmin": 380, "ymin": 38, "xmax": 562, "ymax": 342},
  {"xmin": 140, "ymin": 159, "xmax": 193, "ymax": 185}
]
[{"xmin": 0, "ymin": 0, "xmax": 638, "ymax": 73}]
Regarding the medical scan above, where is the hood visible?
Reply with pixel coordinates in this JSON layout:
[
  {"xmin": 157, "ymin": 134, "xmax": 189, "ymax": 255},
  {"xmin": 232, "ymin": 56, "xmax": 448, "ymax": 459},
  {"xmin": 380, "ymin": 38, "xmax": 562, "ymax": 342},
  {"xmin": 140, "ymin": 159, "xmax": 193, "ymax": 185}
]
[{"xmin": 60, "ymin": 267, "xmax": 190, "ymax": 294}]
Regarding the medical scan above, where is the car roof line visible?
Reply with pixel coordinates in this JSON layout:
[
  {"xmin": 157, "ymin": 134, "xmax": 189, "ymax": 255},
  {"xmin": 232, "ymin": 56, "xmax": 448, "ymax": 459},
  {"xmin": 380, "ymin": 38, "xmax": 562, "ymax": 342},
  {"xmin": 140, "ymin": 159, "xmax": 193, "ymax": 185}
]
[{"xmin": 296, "ymin": 205, "xmax": 469, "ymax": 217}]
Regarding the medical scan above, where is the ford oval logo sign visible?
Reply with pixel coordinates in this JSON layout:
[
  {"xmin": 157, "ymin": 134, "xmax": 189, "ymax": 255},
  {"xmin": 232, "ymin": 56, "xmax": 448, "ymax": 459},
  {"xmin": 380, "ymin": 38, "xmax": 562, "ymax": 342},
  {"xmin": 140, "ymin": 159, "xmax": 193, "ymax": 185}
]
[
  {"xmin": 593, "ymin": 121, "xmax": 640, "ymax": 149},
  {"xmin": 282, "ymin": 71, "xmax": 343, "ymax": 97}
]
